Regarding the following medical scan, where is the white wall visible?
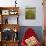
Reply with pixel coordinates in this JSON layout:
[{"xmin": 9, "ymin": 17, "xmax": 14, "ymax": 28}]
[
  {"xmin": 0, "ymin": 0, "xmax": 15, "ymax": 7},
  {"xmin": 18, "ymin": 0, "xmax": 44, "ymax": 26},
  {"xmin": 0, "ymin": 0, "xmax": 44, "ymax": 26}
]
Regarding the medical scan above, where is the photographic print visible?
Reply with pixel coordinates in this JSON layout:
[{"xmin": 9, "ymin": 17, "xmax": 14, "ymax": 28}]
[
  {"xmin": 25, "ymin": 7, "xmax": 36, "ymax": 19},
  {"xmin": 2, "ymin": 10, "xmax": 9, "ymax": 15}
]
